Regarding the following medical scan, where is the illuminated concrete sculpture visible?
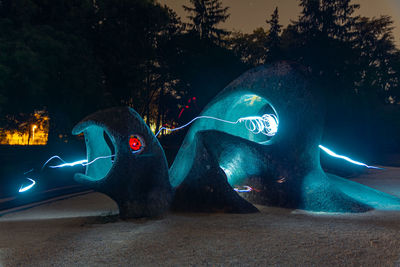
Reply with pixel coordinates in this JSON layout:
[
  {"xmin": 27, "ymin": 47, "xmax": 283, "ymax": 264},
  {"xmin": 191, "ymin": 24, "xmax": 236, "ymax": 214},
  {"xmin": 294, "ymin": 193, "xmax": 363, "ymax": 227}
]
[
  {"xmin": 72, "ymin": 107, "xmax": 172, "ymax": 218},
  {"xmin": 73, "ymin": 62, "xmax": 400, "ymax": 217},
  {"xmin": 170, "ymin": 61, "xmax": 400, "ymax": 213}
]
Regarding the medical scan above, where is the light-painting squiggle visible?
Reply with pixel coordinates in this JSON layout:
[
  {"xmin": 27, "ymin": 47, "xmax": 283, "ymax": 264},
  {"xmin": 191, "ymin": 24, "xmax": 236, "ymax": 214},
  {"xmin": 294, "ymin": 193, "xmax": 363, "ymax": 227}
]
[
  {"xmin": 155, "ymin": 114, "xmax": 279, "ymax": 137},
  {"xmin": 19, "ymin": 178, "xmax": 36, "ymax": 193},
  {"xmin": 18, "ymin": 155, "xmax": 115, "ymax": 193},
  {"xmin": 20, "ymin": 113, "xmax": 380, "ymax": 193}
]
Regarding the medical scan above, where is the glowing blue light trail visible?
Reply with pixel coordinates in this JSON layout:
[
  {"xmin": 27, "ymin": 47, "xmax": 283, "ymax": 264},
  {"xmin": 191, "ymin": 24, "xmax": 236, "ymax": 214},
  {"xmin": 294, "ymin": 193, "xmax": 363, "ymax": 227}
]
[
  {"xmin": 41, "ymin": 155, "xmax": 115, "ymax": 169},
  {"xmin": 233, "ymin": 185, "xmax": 254, "ymax": 193},
  {"xmin": 49, "ymin": 159, "xmax": 88, "ymax": 168},
  {"xmin": 19, "ymin": 113, "xmax": 380, "ymax": 194},
  {"xmin": 19, "ymin": 178, "xmax": 36, "ymax": 193},
  {"xmin": 155, "ymin": 114, "xmax": 279, "ymax": 137},
  {"xmin": 319, "ymin": 145, "xmax": 381, "ymax": 169},
  {"xmin": 19, "ymin": 155, "xmax": 116, "ymax": 193},
  {"xmin": 24, "ymin": 169, "xmax": 34, "ymax": 175}
]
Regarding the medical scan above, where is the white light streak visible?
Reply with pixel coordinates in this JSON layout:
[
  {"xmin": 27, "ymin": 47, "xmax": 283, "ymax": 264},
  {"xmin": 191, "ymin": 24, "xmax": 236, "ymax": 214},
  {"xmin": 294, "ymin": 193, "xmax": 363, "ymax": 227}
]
[
  {"xmin": 155, "ymin": 114, "xmax": 279, "ymax": 137},
  {"xmin": 18, "ymin": 178, "xmax": 36, "ymax": 193},
  {"xmin": 319, "ymin": 145, "xmax": 381, "ymax": 169},
  {"xmin": 48, "ymin": 155, "xmax": 115, "ymax": 168}
]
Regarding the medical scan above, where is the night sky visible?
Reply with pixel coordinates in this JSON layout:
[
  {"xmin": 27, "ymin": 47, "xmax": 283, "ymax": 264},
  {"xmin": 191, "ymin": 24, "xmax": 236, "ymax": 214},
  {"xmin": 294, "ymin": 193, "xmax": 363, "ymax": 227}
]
[{"xmin": 158, "ymin": 0, "xmax": 400, "ymax": 46}]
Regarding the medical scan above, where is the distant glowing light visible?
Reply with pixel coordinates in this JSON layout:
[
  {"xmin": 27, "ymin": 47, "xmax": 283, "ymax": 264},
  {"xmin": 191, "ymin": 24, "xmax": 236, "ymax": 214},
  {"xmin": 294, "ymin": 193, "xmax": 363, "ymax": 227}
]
[
  {"xmin": 155, "ymin": 114, "xmax": 279, "ymax": 137},
  {"xmin": 19, "ymin": 178, "xmax": 36, "ymax": 193},
  {"xmin": 319, "ymin": 145, "xmax": 381, "ymax": 169},
  {"xmin": 32, "ymin": 125, "xmax": 37, "ymax": 143},
  {"xmin": 0, "ymin": 111, "xmax": 49, "ymax": 145}
]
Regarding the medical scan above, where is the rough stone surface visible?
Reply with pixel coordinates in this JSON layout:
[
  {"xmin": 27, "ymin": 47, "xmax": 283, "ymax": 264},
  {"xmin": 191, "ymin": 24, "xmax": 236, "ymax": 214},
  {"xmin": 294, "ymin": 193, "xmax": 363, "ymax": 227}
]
[
  {"xmin": 72, "ymin": 107, "xmax": 172, "ymax": 219},
  {"xmin": 72, "ymin": 62, "xmax": 400, "ymax": 215},
  {"xmin": 170, "ymin": 61, "xmax": 400, "ymax": 212},
  {"xmin": 172, "ymin": 131, "xmax": 259, "ymax": 213}
]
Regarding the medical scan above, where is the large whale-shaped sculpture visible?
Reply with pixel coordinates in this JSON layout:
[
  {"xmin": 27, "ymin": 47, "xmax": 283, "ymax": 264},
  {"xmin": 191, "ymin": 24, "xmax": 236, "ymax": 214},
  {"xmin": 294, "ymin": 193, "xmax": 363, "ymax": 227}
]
[{"xmin": 73, "ymin": 61, "xmax": 400, "ymax": 218}]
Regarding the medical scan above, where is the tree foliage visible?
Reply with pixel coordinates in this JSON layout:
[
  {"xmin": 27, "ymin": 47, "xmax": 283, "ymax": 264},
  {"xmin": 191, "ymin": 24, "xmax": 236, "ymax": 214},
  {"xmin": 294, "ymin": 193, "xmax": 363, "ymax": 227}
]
[
  {"xmin": 0, "ymin": 0, "xmax": 244, "ymax": 142},
  {"xmin": 229, "ymin": 7, "xmax": 282, "ymax": 66},
  {"xmin": 0, "ymin": 0, "xmax": 399, "ymax": 156},
  {"xmin": 288, "ymin": 0, "xmax": 400, "ymax": 156},
  {"xmin": 265, "ymin": 7, "xmax": 282, "ymax": 62},
  {"xmin": 183, "ymin": 0, "xmax": 230, "ymax": 41}
]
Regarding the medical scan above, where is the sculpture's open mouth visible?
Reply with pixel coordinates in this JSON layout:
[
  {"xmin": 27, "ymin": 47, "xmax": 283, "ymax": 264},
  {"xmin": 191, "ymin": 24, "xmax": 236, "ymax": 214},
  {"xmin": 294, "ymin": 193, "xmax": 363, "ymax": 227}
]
[
  {"xmin": 74, "ymin": 125, "xmax": 116, "ymax": 182},
  {"xmin": 188, "ymin": 92, "xmax": 279, "ymax": 144},
  {"xmin": 201, "ymin": 92, "xmax": 279, "ymax": 188},
  {"xmin": 170, "ymin": 91, "xmax": 279, "ymax": 191}
]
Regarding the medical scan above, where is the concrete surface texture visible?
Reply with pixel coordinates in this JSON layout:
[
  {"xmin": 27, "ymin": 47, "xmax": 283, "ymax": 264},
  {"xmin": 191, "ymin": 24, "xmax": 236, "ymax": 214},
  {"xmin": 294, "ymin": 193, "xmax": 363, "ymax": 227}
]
[
  {"xmin": 1, "ymin": 167, "xmax": 400, "ymax": 265},
  {"xmin": 169, "ymin": 62, "xmax": 400, "ymax": 213},
  {"xmin": 72, "ymin": 106, "xmax": 172, "ymax": 219}
]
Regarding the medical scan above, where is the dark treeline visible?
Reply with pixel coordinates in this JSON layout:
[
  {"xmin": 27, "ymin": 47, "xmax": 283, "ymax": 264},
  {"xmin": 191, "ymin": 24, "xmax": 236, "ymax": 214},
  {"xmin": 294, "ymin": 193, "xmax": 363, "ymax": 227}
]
[{"xmin": 0, "ymin": 0, "xmax": 399, "ymax": 161}]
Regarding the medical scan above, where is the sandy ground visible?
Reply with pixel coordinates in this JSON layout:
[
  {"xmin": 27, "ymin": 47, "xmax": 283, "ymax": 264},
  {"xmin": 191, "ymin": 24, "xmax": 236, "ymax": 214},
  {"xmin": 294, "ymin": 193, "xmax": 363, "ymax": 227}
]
[{"xmin": 1, "ymin": 168, "xmax": 400, "ymax": 266}]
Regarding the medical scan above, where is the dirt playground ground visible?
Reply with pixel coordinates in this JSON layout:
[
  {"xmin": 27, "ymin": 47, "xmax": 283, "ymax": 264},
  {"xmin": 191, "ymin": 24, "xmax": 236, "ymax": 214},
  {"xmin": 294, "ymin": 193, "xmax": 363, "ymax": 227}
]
[{"xmin": 1, "ymin": 167, "xmax": 400, "ymax": 266}]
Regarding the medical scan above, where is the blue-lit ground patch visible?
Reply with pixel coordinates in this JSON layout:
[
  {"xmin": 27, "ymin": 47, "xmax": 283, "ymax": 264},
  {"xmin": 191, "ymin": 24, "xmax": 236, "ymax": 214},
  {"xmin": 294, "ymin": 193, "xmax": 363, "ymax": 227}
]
[{"xmin": 328, "ymin": 173, "xmax": 400, "ymax": 210}]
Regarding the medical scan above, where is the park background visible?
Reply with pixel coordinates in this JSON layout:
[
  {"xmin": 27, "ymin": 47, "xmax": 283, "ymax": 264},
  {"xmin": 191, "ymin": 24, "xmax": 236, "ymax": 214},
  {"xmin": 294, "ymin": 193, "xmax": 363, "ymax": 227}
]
[{"xmin": 1, "ymin": 0, "xmax": 400, "ymax": 199}]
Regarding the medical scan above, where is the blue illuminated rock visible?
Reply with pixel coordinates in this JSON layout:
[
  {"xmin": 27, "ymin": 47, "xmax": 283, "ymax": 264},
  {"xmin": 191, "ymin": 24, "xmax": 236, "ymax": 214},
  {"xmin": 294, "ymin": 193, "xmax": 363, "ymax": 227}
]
[
  {"xmin": 72, "ymin": 107, "xmax": 172, "ymax": 219},
  {"xmin": 171, "ymin": 130, "xmax": 259, "ymax": 213},
  {"xmin": 170, "ymin": 61, "xmax": 400, "ymax": 213},
  {"xmin": 74, "ymin": 62, "xmax": 400, "ymax": 216}
]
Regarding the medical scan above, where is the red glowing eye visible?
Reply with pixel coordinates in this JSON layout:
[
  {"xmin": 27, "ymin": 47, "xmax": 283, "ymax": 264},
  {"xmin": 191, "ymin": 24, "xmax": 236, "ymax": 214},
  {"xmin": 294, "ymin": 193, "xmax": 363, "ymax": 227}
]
[{"xmin": 129, "ymin": 136, "xmax": 142, "ymax": 151}]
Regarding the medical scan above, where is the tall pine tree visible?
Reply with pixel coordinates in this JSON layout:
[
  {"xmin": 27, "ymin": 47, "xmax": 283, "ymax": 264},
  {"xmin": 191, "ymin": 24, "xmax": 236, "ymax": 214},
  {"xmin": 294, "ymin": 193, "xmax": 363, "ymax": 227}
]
[
  {"xmin": 296, "ymin": 0, "xmax": 359, "ymax": 40},
  {"xmin": 265, "ymin": 7, "xmax": 282, "ymax": 62},
  {"xmin": 183, "ymin": 0, "xmax": 229, "ymax": 41}
]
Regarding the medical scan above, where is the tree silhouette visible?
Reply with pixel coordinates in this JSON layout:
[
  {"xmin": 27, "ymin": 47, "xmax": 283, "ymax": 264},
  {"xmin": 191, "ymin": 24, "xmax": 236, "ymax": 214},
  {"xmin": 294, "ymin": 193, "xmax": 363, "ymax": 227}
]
[
  {"xmin": 229, "ymin": 7, "xmax": 283, "ymax": 66},
  {"xmin": 353, "ymin": 16, "xmax": 398, "ymax": 100},
  {"xmin": 296, "ymin": 0, "xmax": 359, "ymax": 39},
  {"xmin": 229, "ymin": 28, "xmax": 268, "ymax": 66},
  {"xmin": 1, "ymin": 0, "xmax": 400, "ymax": 156},
  {"xmin": 265, "ymin": 7, "xmax": 282, "ymax": 62},
  {"xmin": 183, "ymin": 0, "xmax": 230, "ymax": 41}
]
